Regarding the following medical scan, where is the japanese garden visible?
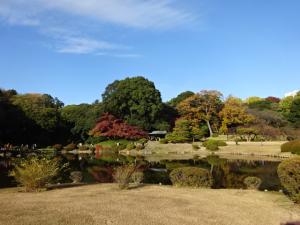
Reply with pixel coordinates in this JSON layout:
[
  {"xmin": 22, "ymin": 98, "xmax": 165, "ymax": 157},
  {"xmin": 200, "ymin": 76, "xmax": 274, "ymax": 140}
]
[
  {"xmin": 1, "ymin": 76, "xmax": 300, "ymax": 225},
  {"xmin": 1, "ymin": 0, "xmax": 300, "ymax": 224}
]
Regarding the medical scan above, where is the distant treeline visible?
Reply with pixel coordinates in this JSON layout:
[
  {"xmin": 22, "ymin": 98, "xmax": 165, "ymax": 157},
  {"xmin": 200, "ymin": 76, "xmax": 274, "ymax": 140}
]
[{"xmin": 0, "ymin": 76, "xmax": 299, "ymax": 146}]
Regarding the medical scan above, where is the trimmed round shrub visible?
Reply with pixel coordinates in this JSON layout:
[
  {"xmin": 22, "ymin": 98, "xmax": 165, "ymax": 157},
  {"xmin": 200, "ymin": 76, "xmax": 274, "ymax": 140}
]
[
  {"xmin": 130, "ymin": 171, "xmax": 144, "ymax": 184},
  {"xmin": 135, "ymin": 144, "xmax": 145, "ymax": 151},
  {"xmin": 138, "ymin": 138, "xmax": 148, "ymax": 145},
  {"xmin": 64, "ymin": 143, "xmax": 77, "ymax": 151},
  {"xmin": 281, "ymin": 141, "xmax": 300, "ymax": 155},
  {"xmin": 203, "ymin": 139, "xmax": 227, "ymax": 151},
  {"xmin": 243, "ymin": 176, "xmax": 262, "ymax": 190},
  {"xmin": 169, "ymin": 167, "xmax": 213, "ymax": 188},
  {"xmin": 192, "ymin": 144, "xmax": 200, "ymax": 150},
  {"xmin": 70, "ymin": 171, "xmax": 83, "ymax": 183},
  {"xmin": 52, "ymin": 144, "xmax": 62, "ymax": 151},
  {"xmin": 216, "ymin": 140, "xmax": 227, "ymax": 146},
  {"xmin": 126, "ymin": 143, "xmax": 136, "ymax": 150},
  {"xmin": 159, "ymin": 138, "xmax": 168, "ymax": 144},
  {"xmin": 205, "ymin": 142, "xmax": 219, "ymax": 151},
  {"xmin": 277, "ymin": 157, "xmax": 300, "ymax": 203}
]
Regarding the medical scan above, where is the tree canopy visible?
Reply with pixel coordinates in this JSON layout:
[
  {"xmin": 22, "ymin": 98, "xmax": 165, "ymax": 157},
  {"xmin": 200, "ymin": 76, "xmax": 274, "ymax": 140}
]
[
  {"xmin": 102, "ymin": 76, "xmax": 164, "ymax": 131},
  {"xmin": 177, "ymin": 90, "xmax": 223, "ymax": 137},
  {"xmin": 89, "ymin": 113, "xmax": 147, "ymax": 140}
]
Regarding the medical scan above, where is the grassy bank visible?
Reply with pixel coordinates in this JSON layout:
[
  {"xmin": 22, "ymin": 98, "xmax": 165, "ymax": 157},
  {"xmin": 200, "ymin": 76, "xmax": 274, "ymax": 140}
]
[
  {"xmin": 0, "ymin": 184, "xmax": 299, "ymax": 225},
  {"xmin": 134, "ymin": 141, "xmax": 292, "ymax": 161}
]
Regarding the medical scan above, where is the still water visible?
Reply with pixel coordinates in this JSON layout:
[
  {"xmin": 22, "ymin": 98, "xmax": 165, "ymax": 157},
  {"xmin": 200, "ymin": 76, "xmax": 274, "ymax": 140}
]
[{"xmin": 0, "ymin": 150, "xmax": 281, "ymax": 190}]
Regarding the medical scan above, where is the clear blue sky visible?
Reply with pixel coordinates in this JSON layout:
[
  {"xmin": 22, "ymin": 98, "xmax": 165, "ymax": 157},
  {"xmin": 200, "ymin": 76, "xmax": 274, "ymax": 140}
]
[{"xmin": 0, "ymin": 0, "xmax": 300, "ymax": 105}]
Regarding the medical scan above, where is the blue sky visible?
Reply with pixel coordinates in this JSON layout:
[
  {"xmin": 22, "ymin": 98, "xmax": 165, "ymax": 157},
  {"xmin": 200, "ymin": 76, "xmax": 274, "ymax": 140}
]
[{"xmin": 0, "ymin": 0, "xmax": 300, "ymax": 105}]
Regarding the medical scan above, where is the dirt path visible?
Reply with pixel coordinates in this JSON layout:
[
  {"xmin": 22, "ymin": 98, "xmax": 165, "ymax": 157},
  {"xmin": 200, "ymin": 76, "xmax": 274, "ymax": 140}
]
[{"xmin": 0, "ymin": 184, "xmax": 299, "ymax": 225}]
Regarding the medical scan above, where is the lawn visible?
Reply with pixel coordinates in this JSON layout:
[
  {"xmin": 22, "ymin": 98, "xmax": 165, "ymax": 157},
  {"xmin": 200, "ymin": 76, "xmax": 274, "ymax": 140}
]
[
  {"xmin": 0, "ymin": 184, "xmax": 299, "ymax": 225},
  {"xmin": 135, "ymin": 141, "xmax": 293, "ymax": 161}
]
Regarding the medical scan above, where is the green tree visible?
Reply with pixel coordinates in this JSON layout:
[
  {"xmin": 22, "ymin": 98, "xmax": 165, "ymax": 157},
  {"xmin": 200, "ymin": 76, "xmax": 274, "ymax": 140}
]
[
  {"xmin": 287, "ymin": 93, "xmax": 300, "ymax": 127},
  {"xmin": 0, "ymin": 89, "xmax": 29, "ymax": 145},
  {"xmin": 102, "ymin": 76, "xmax": 163, "ymax": 130},
  {"xmin": 12, "ymin": 94, "xmax": 63, "ymax": 131},
  {"xmin": 279, "ymin": 96, "xmax": 294, "ymax": 117},
  {"xmin": 166, "ymin": 119, "xmax": 193, "ymax": 143},
  {"xmin": 168, "ymin": 91, "xmax": 194, "ymax": 107},
  {"xmin": 177, "ymin": 90, "xmax": 223, "ymax": 137},
  {"xmin": 61, "ymin": 103, "xmax": 103, "ymax": 141},
  {"xmin": 10, "ymin": 93, "xmax": 65, "ymax": 145}
]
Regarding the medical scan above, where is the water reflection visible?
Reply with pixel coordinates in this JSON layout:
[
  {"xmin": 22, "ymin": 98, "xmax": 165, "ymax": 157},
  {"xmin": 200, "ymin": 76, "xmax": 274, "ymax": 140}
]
[{"xmin": 0, "ymin": 150, "xmax": 281, "ymax": 190}]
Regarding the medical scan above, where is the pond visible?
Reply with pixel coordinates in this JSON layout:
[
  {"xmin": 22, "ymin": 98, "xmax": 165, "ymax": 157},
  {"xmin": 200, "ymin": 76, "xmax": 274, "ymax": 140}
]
[{"xmin": 0, "ymin": 150, "xmax": 281, "ymax": 190}]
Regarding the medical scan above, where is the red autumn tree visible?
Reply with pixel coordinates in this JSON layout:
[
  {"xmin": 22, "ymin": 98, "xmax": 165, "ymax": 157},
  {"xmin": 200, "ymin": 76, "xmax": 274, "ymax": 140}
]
[
  {"xmin": 265, "ymin": 96, "xmax": 281, "ymax": 103},
  {"xmin": 89, "ymin": 113, "xmax": 147, "ymax": 140}
]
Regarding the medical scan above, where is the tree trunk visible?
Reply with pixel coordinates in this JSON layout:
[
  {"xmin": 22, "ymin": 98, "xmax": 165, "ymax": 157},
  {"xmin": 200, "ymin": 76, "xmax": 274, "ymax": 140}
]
[
  {"xmin": 206, "ymin": 120, "xmax": 213, "ymax": 137},
  {"xmin": 210, "ymin": 164, "xmax": 214, "ymax": 175}
]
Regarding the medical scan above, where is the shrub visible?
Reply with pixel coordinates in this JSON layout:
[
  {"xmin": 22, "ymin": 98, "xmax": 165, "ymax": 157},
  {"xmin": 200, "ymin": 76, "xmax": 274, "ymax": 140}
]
[
  {"xmin": 169, "ymin": 167, "xmax": 213, "ymax": 188},
  {"xmin": 192, "ymin": 143, "xmax": 200, "ymax": 150},
  {"xmin": 138, "ymin": 138, "xmax": 148, "ymax": 145},
  {"xmin": 243, "ymin": 176, "xmax": 262, "ymax": 190},
  {"xmin": 160, "ymin": 138, "xmax": 168, "ymax": 144},
  {"xmin": 78, "ymin": 145, "xmax": 89, "ymax": 151},
  {"xmin": 126, "ymin": 143, "xmax": 136, "ymax": 150},
  {"xmin": 135, "ymin": 144, "xmax": 145, "ymax": 151},
  {"xmin": 277, "ymin": 158, "xmax": 300, "ymax": 203},
  {"xmin": 130, "ymin": 171, "xmax": 144, "ymax": 184},
  {"xmin": 52, "ymin": 144, "xmax": 62, "ymax": 151},
  {"xmin": 113, "ymin": 164, "xmax": 136, "ymax": 189},
  {"xmin": 70, "ymin": 171, "xmax": 83, "ymax": 183},
  {"xmin": 203, "ymin": 139, "xmax": 227, "ymax": 151},
  {"xmin": 165, "ymin": 119, "xmax": 193, "ymax": 143},
  {"xmin": 216, "ymin": 140, "xmax": 227, "ymax": 146},
  {"xmin": 281, "ymin": 141, "xmax": 300, "ymax": 154},
  {"xmin": 10, "ymin": 157, "xmax": 63, "ymax": 191},
  {"xmin": 64, "ymin": 143, "xmax": 77, "ymax": 151}
]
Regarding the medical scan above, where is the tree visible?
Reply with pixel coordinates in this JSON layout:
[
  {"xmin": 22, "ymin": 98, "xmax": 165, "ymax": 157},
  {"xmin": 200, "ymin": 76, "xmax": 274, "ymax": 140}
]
[
  {"xmin": 168, "ymin": 91, "xmax": 194, "ymax": 107},
  {"xmin": 89, "ymin": 113, "xmax": 147, "ymax": 140},
  {"xmin": 279, "ymin": 96, "xmax": 294, "ymax": 117},
  {"xmin": 287, "ymin": 93, "xmax": 300, "ymax": 127},
  {"xmin": 166, "ymin": 119, "xmax": 193, "ymax": 143},
  {"xmin": 61, "ymin": 103, "xmax": 103, "ymax": 141},
  {"xmin": 265, "ymin": 96, "xmax": 281, "ymax": 103},
  {"xmin": 102, "ymin": 76, "xmax": 163, "ymax": 131},
  {"xmin": 152, "ymin": 103, "xmax": 178, "ymax": 131},
  {"xmin": 12, "ymin": 93, "xmax": 63, "ymax": 131},
  {"xmin": 0, "ymin": 90, "xmax": 68, "ymax": 146},
  {"xmin": 0, "ymin": 89, "xmax": 29, "ymax": 145},
  {"xmin": 247, "ymin": 109, "xmax": 287, "ymax": 128},
  {"xmin": 219, "ymin": 96, "xmax": 254, "ymax": 134},
  {"xmin": 177, "ymin": 90, "xmax": 223, "ymax": 137},
  {"xmin": 236, "ymin": 127, "xmax": 259, "ymax": 141}
]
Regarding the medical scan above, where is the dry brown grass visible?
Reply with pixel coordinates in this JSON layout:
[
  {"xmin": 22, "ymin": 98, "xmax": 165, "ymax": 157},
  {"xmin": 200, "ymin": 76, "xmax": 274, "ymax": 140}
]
[
  {"xmin": 0, "ymin": 184, "xmax": 299, "ymax": 225},
  {"xmin": 135, "ymin": 141, "xmax": 293, "ymax": 161}
]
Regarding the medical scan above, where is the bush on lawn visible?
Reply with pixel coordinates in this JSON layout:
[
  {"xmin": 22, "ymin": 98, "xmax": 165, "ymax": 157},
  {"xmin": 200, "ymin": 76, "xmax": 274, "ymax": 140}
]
[
  {"xmin": 52, "ymin": 144, "xmax": 62, "ymax": 151},
  {"xmin": 243, "ymin": 176, "xmax": 262, "ymax": 190},
  {"xmin": 113, "ymin": 164, "xmax": 137, "ymax": 189},
  {"xmin": 10, "ymin": 157, "xmax": 65, "ymax": 191},
  {"xmin": 203, "ymin": 139, "xmax": 227, "ymax": 151},
  {"xmin": 159, "ymin": 138, "xmax": 168, "ymax": 144},
  {"xmin": 126, "ymin": 143, "xmax": 136, "ymax": 150},
  {"xmin": 192, "ymin": 143, "xmax": 200, "ymax": 150},
  {"xmin": 281, "ymin": 141, "xmax": 300, "ymax": 155},
  {"xmin": 64, "ymin": 143, "xmax": 77, "ymax": 151},
  {"xmin": 169, "ymin": 167, "xmax": 213, "ymax": 188},
  {"xmin": 130, "ymin": 171, "xmax": 144, "ymax": 185},
  {"xmin": 277, "ymin": 157, "xmax": 300, "ymax": 203}
]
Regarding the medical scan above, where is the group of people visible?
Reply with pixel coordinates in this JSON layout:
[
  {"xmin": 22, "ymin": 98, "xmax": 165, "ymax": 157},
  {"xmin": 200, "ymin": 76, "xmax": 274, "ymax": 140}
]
[{"xmin": 0, "ymin": 143, "xmax": 37, "ymax": 151}]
